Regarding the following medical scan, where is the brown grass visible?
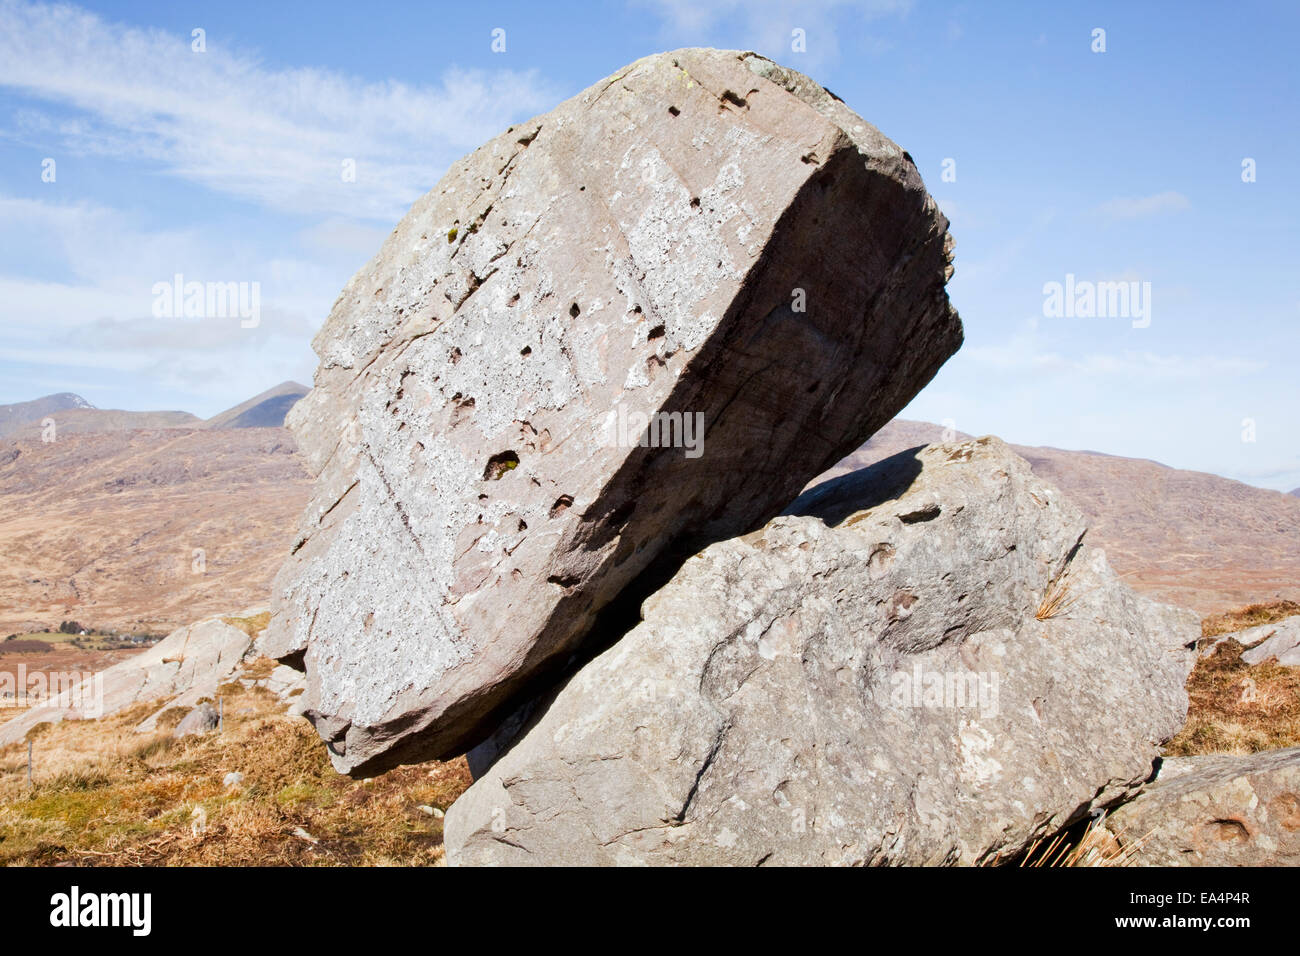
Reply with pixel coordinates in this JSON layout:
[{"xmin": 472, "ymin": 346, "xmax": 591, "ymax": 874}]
[
  {"xmin": 1034, "ymin": 577, "xmax": 1077, "ymax": 621},
  {"xmin": 986, "ymin": 816, "xmax": 1146, "ymax": 867},
  {"xmin": 1165, "ymin": 638, "xmax": 1300, "ymax": 757},
  {"xmin": 0, "ymin": 669, "xmax": 471, "ymax": 866}
]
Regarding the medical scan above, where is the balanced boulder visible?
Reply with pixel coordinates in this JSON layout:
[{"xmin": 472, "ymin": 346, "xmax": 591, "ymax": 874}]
[
  {"xmin": 445, "ymin": 438, "xmax": 1198, "ymax": 865},
  {"xmin": 267, "ymin": 49, "xmax": 962, "ymax": 772}
]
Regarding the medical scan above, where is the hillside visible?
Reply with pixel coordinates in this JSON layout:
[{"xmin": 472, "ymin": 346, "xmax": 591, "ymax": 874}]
[
  {"xmin": 810, "ymin": 421, "xmax": 1300, "ymax": 613},
  {"xmin": 0, "ymin": 427, "xmax": 311, "ymax": 635},
  {"xmin": 202, "ymin": 381, "xmax": 309, "ymax": 430},
  {"xmin": 0, "ymin": 392, "xmax": 94, "ymax": 438}
]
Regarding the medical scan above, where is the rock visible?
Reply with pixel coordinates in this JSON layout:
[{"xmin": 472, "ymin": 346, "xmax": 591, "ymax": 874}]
[
  {"xmin": 1199, "ymin": 615, "xmax": 1300, "ymax": 663},
  {"xmin": 0, "ymin": 616, "xmax": 253, "ymax": 746},
  {"xmin": 1239, "ymin": 617, "xmax": 1300, "ymax": 666},
  {"xmin": 445, "ymin": 438, "xmax": 1197, "ymax": 866},
  {"xmin": 172, "ymin": 702, "xmax": 220, "ymax": 738},
  {"xmin": 1106, "ymin": 747, "xmax": 1300, "ymax": 866},
  {"xmin": 267, "ymin": 48, "xmax": 962, "ymax": 774},
  {"xmin": 223, "ymin": 771, "xmax": 245, "ymax": 788}
]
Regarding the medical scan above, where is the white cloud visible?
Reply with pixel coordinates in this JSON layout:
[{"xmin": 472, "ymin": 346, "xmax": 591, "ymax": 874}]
[
  {"xmin": 0, "ymin": 0, "xmax": 559, "ymax": 221},
  {"xmin": 0, "ymin": 195, "xmax": 326, "ymax": 412},
  {"xmin": 1094, "ymin": 190, "xmax": 1190, "ymax": 220}
]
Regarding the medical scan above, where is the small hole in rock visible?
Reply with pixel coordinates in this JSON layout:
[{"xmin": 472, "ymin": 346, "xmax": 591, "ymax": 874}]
[{"xmin": 483, "ymin": 451, "xmax": 520, "ymax": 481}]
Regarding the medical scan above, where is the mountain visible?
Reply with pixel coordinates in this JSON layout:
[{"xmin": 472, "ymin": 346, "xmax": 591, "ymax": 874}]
[
  {"xmin": 0, "ymin": 381, "xmax": 309, "ymax": 441},
  {"xmin": 1291, "ymin": 488, "xmax": 1300, "ymax": 498},
  {"xmin": 809, "ymin": 421, "xmax": 1300, "ymax": 613},
  {"xmin": 0, "ymin": 392, "xmax": 201, "ymax": 439},
  {"xmin": 0, "ymin": 392, "xmax": 94, "ymax": 438},
  {"xmin": 203, "ymin": 381, "xmax": 309, "ymax": 430}
]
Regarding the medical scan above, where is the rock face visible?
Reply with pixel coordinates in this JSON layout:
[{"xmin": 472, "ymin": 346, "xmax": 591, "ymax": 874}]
[
  {"xmin": 267, "ymin": 48, "xmax": 962, "ymax": 773},
  {"xmin": 1106, "ymin": 747, "xmax": 1300, "ymax": 866},
  {"xmin": 444, "ymin": 438, "xmax": 1198, "ymax": 865},
  {"xmin": 0, "ymin": 616, "xmax": 253, "ymax": 745}
]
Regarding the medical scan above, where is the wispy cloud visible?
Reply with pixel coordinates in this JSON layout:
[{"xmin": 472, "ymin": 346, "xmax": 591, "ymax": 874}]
[
  {"xmin": 1093, "ymin": 190, "xmax": 1190, "ymax": 220},
  {"xmin": 0, "ymin": 0, "xmax": 559, "ymax": 221},
  {"xmin": 0, "ymin": 194, "xmax": 325, "ymax": 410}
]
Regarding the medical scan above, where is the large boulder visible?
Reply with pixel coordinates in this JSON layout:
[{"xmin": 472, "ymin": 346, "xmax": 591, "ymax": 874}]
[
  {"xmin": 445, "ymin": 438, "xmax": 1198, "ymax": 865},
  {"xmin": 267, "ymin": 48, "xmax": 962, "ymax": 773},
  {"xmin": 1105, "ymin": 747, "xmax": 1300, "ymax": 866}
]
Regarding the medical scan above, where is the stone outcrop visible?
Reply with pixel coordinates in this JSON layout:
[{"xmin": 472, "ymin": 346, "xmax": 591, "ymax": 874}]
[
  {"xmin": 1106, "ymin": 747, "xmax": 1300, "ymax": 866},
  {"xmin": 1198, "ymin": 616, "xmax": 1300, "ymax": 666},
  {"xmin": 1237, "ymin": 617, "xmax": 1300, "ymax": 666},
  {"xmin": 267, "ymin": 48, "xmax": 962, "ymax": 773},
  {"xmin": 444, "ymin": 438, "xmax": 1198, "ymax": 865},
  {"xmin": 0, "ymin": 616, "xmax": 253, "ymax": 745}
]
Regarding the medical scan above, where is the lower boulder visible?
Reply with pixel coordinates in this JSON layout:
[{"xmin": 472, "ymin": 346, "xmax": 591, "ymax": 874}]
[
  {"xmin": 445, "ymin": 438, "xmax": 1198, "ymax": 865},
  {"xmin": 1105, "ymin": 746, "xmax": 1300, "ymax": 866}
]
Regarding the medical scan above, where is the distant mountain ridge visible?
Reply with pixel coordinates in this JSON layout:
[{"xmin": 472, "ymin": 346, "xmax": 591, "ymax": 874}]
[
  {"xmin": 0, "ymin": 382, "xmax": 309, "ymax": 440},
  {"xmin": 202, "ymin": 382, "xmax": 309, "ymax": 430}
]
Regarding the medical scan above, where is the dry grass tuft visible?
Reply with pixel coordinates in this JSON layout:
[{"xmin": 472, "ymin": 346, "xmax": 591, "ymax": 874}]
[
  {"xmin": 986, "ymin": 816, "xmax": 1145, "ymax": 867},
  {"xmin": 1035, "ymin": 577, "xmax": 1077, "ymax": 621},
  {"xmin": 0, "ymin": 667, "xmax": 471, "ymax": 866}
]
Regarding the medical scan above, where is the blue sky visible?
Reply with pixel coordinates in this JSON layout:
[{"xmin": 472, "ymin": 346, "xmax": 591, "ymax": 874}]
[{"xmin": 1, "ymin": 0, "xmax": 1297, "ymax": 490}]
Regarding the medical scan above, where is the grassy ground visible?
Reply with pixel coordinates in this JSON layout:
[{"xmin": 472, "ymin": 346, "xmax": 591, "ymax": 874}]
[
  {"xmin": 0, "ymin": 668, "xmax": 470, "ymax": 866},
  {"xmin": 1165, "ymin": 600, "xmax": 1300, "ymax": 757}
]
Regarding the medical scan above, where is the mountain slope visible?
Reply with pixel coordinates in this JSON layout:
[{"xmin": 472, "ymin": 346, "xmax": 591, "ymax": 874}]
[
  {"xmin": 0, "ymin": 426, "xmax": 311, "ymax": 634},
  {"xmin": 0, "ymin": 392, "xmax": 94, "ymax": 438},
  {"xmin": 810, "ymin": 421, "xmax": 1300, "ymax": 613},
  {"xmin": 204, "ymin": 381, "xmax": 309, "ymax": 430}
]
